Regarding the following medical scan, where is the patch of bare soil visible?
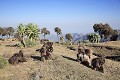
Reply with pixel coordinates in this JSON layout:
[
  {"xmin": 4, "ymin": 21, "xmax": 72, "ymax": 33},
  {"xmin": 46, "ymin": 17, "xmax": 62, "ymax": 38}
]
[{"xmin": 0, "ymin": 40, "xmax": 120, "ymax": 80}]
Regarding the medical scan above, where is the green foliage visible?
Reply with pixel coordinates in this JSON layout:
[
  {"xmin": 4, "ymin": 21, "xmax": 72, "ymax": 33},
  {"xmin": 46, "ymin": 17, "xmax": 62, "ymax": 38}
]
[
  {"xmin": 65, "ymin": 33, "xmax": 73, "ymax": 41},
  {"xmin": 87, "ymin": 33, "xmax": 100, "ymax": 43},
  {"xmin": 1, "ymin": 28, "xmax": 7, "ymax": 37},
  {"xmin": 62, "ymin": 42, "xmax": 68, "ymax": 45},
  {"xmin": 54, "ymin": 27, "xmax": 62, "ymax": 36},
  {"xmin": 0, "ymin": 27, "xmax": 5, "ymax": 37},
  {"xmin": 16, "ymin": 23, "xmax": 40, "ymax": 47},
  {"xmin": 65, "ymin": 33, "xmax": 73, "ymax": 45},
  {"xmin": 0, "ymin": 55, "xmax": 8, "ymax": 69},
  {"xmin": 17, "ymin": 24, "xmax": 26, "ymax": 47},
  {"xmin": 0, "ymin": 27, "xmax": 14, "ymax": 39},
  {"xmin": 25, "ymin": 23, "xmax": 40, "ymax": 41},
  {"xmin": 0, "ymin": 27, "xmax": 3, "ymax": 35},
  {"xmin": 41, "ymin": 27, "xmax": 50, "ymax": 39},
  {"xmin": 25, "ymin": 38, "xmax": 36, "ymax": 47},
  {"xmin": 60, "ymin": 36, "xmax": 64, "ymax": 43},
  {"xmin": 93, "ymin": 23, "xmax": 118, "ymax": 41},
  {"xmin": 6, "ymin": 27, "xmax": 15, "ymax": 38},
  {"xmin": 54, "ymin": 27, "xmax": 62, "ymax": 42},
  {"xmin": 17, "ymin": 24, "xmax": 26, "ymax": 38}
]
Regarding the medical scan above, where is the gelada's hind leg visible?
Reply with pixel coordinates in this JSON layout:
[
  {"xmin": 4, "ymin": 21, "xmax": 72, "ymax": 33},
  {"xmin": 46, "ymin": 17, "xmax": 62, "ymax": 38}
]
[
  {"xmin": 98, "ymin": 66, "xmax": 104, "ymax": 73},
  {"xmin": 48, "ymin": 54, "xmax": 52, "ymax": 59},
  {"xmin": 92, "ymin": 66, "xmax": 97, "ymax": 71},
  {"xmin": 41, "ymin": 56, "xmax": 45, "ymax": 62}
]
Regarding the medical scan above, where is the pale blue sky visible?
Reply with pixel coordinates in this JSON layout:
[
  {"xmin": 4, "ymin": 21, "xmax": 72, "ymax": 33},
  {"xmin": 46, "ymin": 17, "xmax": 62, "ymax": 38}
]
[{"xmin": 0, "ymin": 0, "xmax": 120, "ymax": 34}]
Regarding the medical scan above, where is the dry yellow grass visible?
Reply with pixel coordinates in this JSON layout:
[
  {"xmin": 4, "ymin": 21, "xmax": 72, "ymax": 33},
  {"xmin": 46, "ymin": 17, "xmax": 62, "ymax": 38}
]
[
  {"xmin": 95, "ymin": 40, "xmax": 120, "ymax": 47},
  {"xmin": 0, "ymin": 39, "xmax": 120, "ymax": 80}
]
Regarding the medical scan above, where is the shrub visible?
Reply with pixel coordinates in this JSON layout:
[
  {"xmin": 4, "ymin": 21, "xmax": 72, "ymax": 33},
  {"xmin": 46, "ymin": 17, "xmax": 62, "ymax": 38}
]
[
  {"xmin": 62, "ymin": 42, "xmax": 68, "ymax": 45},
  {"xmin": 25, "ymin": 39, "xmax": 36, "ymax": 47},
  {"xmin": 0, "ymin": 55, "xmax": 8, "ymax": 68}
]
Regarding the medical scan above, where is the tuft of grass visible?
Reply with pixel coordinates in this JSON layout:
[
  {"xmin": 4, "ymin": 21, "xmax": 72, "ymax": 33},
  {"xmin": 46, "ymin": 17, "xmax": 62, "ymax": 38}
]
[{"xmin": 0, "ymin": 55, "xmax": 8, "ymax": 69}]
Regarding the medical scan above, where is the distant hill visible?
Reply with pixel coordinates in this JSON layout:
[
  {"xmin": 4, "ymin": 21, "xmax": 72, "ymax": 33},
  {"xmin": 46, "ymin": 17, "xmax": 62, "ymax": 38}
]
[
  {"xmin": 117, "ymin": 30, "xmax": 120, "ymax": 34},
  {"xmin": 40, "ymin": 33, "xmax": 87, "ymax": 42},
  {"xmin": 72, "ymin": 33, "xmax": 87, "ymax": 43},
  {"xmin": 116, "ymin": 30, "xmax": 120, "ymax": 40},
  {"xmin": 40, "ymin": 34, "xmax": 58, "ymax": 41}
]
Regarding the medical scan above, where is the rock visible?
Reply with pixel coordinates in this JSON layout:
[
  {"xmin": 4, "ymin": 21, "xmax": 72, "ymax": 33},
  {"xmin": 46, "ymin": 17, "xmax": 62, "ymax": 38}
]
[{"xmin": 30, "ymin": 72, "xmax": 43, "ymax": 80}]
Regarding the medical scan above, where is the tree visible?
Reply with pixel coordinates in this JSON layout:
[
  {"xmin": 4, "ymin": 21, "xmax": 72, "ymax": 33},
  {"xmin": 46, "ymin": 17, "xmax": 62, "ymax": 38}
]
[
  {"xmin": 65, "ymin": 33, "xmax": 73, "ymax": 45},
  {"xmin": 54, "ymin": 27, "xmax": 62, "ymax": 41},
  {"xmin": 93, "ymin": 23, "xmax": 118, "ymax": 41},
  {"xmin": 17, "ymin": 24, "xmax": 26, "ymax": 47},
  {"xmin": 41, "ymin": 27, "xmax": 50, "ymax": 39},
  {"xmin": 0, "ymin": 27, "xmax": 4, "ymax": 38},
  {"xmin": 87, "ymin": 33, "xmax": 101, "ymax": 43},
  {"xmin": 60, "ymin": 36, "xmax": 64, "ymax": 43},
  {"xmin": 0, "ymin": 27, "xmax": 14, "ymax": 39},
  {"xmin": 1, "ymin": 28, "xmax": 7, "ymax": 39},
  {"xmin": 0, "ymin": 27, "xmax": 6, "ymax": 39},
  {"xmin": 25, "ymin": 23, "xmax": 40, "ymax": 42},
  {"xmin": 16, "ymin": 23, "xmax": 40, "ymax": 47},
  {"xmin": 6, "ymin": 27, "xmax": 15, "ymax": 38}
]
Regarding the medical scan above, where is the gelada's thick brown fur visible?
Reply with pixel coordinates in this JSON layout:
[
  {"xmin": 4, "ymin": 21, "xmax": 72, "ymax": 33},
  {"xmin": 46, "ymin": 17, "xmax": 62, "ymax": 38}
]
[
  {"xmin": 91, "ymin": 56, "xmax": 105, "ymax": 73},
  {"xmin": 8, "ymin": 50, "xmax": 27, "ymax": 65}
]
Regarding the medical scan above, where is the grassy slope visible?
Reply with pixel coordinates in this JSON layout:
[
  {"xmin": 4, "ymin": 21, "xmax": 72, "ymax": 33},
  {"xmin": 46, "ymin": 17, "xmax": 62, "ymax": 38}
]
[{"xmin": 0, "ymin": 40, "xmax": 120, "ymax": 80}]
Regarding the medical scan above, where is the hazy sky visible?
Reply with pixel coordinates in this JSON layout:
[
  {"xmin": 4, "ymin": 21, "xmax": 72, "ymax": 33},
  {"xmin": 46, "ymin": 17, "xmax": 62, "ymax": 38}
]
[{"xmin": 0, "ymin": 0, "xmax": 120, "ymax": 34}]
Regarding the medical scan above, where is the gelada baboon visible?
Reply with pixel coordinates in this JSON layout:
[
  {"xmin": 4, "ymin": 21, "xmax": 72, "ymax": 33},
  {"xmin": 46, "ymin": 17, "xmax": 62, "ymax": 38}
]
[
  {"xmin": 18, "ymin": 50, "xmax": 27, "ymax": 62},
  {"xmin": 77, "ymin": 45, "xmax": 86, "ymax": 61},
  {"xmin": 77, "ymin": 45, "xmax": 92, "ymax": 60},
  {"xmin": 91, "ymin": 56, "xmax": 105, "ymax": 73},
  {"xmin": 77, "ymin": 45, "xmax": 93, "ymax": 66},
  {"xmin": 46, "ymin": 42, "xmax": 53, "ymax": 52},
  {"xmin": 46, "ymin": 49, "xmax": 52, "ymax": 60},
  {"xmin": 8, "ymin": 53, "xmax": 19, "ymax": 64},
  {"xmin": 45, "ymin": 42, "xmax": 53, "ymax": 59},
  {"xmin": 83, "ymin": 48, "xmax": 93, "ymax": 66},
  {"xmin": 8, "ymin": 50, "xmax": 26, "ymax": 65},
  {"xmin": 80, "ymin": 53, "xmax": 91, "ymax": 67},
  {"xmin": 85, "ymin": 49, "xmax": 93, "ymax": 59},
  {"xmin": 40, "ymin": 44, "xmax": 47, "ymax": 62},
  {"xmin": 39, "ymin": 42, "xmax": 53, "ymax": 62}
]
